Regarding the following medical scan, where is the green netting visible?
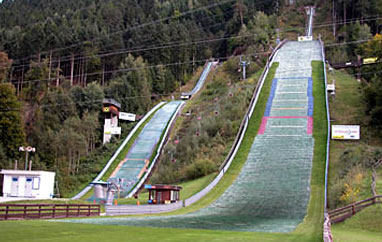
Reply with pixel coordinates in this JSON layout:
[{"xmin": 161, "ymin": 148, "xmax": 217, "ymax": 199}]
[
  {"xmin": 264, "ymin": 118, "xmax": 308, "ymax": 136},
  {"xmin": 109, "ymin": 101, "xmax": 183, "ymax": 197},
  {"xmin": 57, "ymin": 41, "xmax": 323, "ymax": 233}
]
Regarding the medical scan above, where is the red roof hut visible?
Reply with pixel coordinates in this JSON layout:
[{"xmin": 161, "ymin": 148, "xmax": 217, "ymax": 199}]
[{"xmin": 145, "ymin": 184, "xmax": 182, "ymax": 204}]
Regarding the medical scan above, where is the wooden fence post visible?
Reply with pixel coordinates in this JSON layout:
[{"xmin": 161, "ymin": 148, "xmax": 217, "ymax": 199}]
[
  {"xmin": 52, "ymin": 204, "xmax": 56, "ymax": 218},
  {"xmin": 5, "ymin": 205, "xmax": 9, "ymax": 220},
  {"xmin": 352, "ymin": 204, "xmax": 355, "ymax": 215}
]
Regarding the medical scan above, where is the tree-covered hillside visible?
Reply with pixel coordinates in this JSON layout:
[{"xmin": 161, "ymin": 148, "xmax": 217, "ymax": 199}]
[{"xmin": 0, "ymin": 0, "xmax": 284, "ymax": 196}]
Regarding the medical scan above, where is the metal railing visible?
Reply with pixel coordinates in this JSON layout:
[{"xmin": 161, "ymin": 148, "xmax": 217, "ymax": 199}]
[
  {"xmin": 105, "ymin": 41, "xmax": 288, "ymax": 215},
  {"xmin": 126, "ymin": 101, "xmax": 185, "ymax": 198},
  {"xmin": 319, "ymin": 36, "xmax": 333, "ymax": 242},
  {"xmin": 306, "ymin": 7, "xmax": 315, "ymax": 37},
  {"xmin": 72, "ymin": 101, "xmax": 166, "ymax": 199}
]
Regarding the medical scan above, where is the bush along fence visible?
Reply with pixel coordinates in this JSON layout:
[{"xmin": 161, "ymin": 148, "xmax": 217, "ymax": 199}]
[
  {"xmin": 328, "ymin": 195, "xmax": 382, "ymax": 224},
  {"xmin": 0, "ymin": 204, "xmax": 100, "ymax": 220},
  {"xmin": 105, "ymin": 40, "xmax": 288, "ymax": 216}
]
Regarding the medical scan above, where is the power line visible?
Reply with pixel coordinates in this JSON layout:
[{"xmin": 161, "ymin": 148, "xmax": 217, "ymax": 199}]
[
  {"xmin": 0, "ymin": 68, "xmax": 255, "ymax": 112},
  {"xmin": 2, "ymin": 0, "xmax": 236, "ymax": 64},
  {"xmin": 12, "ymin": 33, "xmax": 382, "ymax": 86},
  {"xmin": 5, "ymin": 12, "xmax": 382, "ymax": 70},
  {"xmin": 1, "ymin": 0, "xmax": 287, "ymax": 67},
  {"xmin": 2, "ymin": 7, "xmax": 238, "ymax": 69},
  {"xmin": 4, "ymin": 59, "xmax": 380, "ymax": 113},
  {"xmin": 5, "ymin": 33, "xmax": 276, "ymax": 85}
]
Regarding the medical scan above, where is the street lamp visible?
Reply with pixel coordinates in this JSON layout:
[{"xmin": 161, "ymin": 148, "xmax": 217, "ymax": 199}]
[{"xmin": 19, "ymin": 146, "xmax": 36, "ymax": 171}]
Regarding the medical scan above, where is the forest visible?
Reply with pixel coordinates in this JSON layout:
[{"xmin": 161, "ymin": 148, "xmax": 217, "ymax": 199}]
[
  {"xmin": 0, "ymin": 0, "xmax": 282, "ymax": 195},
  {"xmin": 1, "ymin": 0, "xmax": 382, "ymax": 197}
]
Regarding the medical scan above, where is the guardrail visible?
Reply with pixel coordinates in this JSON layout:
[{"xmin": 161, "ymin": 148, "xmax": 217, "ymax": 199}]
[
  {"xmin": 126, "ymin": 101, "xmax": 185, "ymax": 198},
  {"xmin": 181, "ymin": 61, "xmax": 215, "ymax": 98},
  {"xmin": 219, "ymin": 39, "xmax": 288, "ymax": 172},
  {"xmin": 104, "ymin": 41, "xmax": 288, "ymax": 215},
  {"xmin": 184, "ymin": 41, "xmax": 288, "ymax": 207},
  {"xmin": 328, "ymin": 196, "xmax": 382, "ymax": 223},
  {"xmin": 306, "ymin": 7, "xmax": 315, "ymax": 37},
  {"xmin": 105, "ymin": 41, "xmax": 288, "ymax": 216},
  {"xmin": 0, "ymin": 204, "xmax": 100, "ymax": 220},
  {"xmin": 72, "ymin": 101, "xmax": 166, "ymax": 200},
  {"xmin": 319, "ymin": 37, "xmax": 333, "ymax": 242}
]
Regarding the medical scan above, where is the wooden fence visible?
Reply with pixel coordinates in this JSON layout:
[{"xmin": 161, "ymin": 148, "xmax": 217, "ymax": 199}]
[
  {"xmin": 328, "ymin": 195, "xmax": 382, "ymax": 223},
  {"xmin": 0, "ymin": 203, "xmax": 100, "ymax": 220}
]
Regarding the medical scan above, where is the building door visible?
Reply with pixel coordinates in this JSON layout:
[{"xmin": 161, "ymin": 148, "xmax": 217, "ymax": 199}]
[
  {"xmin": 25, "ymin": 177, "xmax": 33, "ymax": 197},
  {"xmin": 10, "ymin": 177, "xmax": 19, "ymax": 197},
  {"xmin": 157, "ymin": 192, "xmax": 162, "ymax": 204},
  {"xmin": 0, "ymin": 174, "xmax": 3, "ymax": 196}
]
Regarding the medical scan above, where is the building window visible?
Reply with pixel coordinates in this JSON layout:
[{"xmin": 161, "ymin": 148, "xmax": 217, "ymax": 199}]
[{"xmin": 32, "ymin": 177, "xmax": 40, "ymax": 190}]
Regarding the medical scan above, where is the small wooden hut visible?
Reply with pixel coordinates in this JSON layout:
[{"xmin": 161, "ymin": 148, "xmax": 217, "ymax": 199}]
[{"xmin": 144, "ymin": 184, "xmax": 182, "ymax": 204}]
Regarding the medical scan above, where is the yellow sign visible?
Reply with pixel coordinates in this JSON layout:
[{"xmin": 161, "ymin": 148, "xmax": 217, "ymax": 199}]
[
  {"xmin": 332, "ymin": 135, "xmax": 344, "ymax": 139},
  {"xmin": 103, "ymin": 107, "xmax": 110, "ymax": 112},
  {"xmin": 363, "ymin": 57, "xmax": 378, "ymax": 65}
]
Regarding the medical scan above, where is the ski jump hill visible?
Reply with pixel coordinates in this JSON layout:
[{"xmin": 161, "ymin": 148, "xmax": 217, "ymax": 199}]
[
  {"xmin": 72, "ymin": 61, "xmax": 216, "ymax": 200},
  {"xmin": 65, "ymin": 7, "xmax": 330, "ymax": 234},
  {"xmin": 61, "ymin": 38, "xmax": 326, "ymax": 232}
]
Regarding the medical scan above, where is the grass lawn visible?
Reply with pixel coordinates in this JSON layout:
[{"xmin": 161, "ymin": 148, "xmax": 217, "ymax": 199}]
[
  {"xmin": 327, "ymin": 68, "xmax": 382, "ymax": 209},
  {"xmin": 331, "ymin": 204, "xmax": 382, "ymax": 242},
  {"xmin": 292, "ymin": 61, "xmax": 327, "ymax": 241},
  {"xmin": 0, "ymin": 60, "xmax": 328, "ymax": 242},
  {"xmin": 326, "ymin": 69, "xmax": 365, "ymax": 193}
]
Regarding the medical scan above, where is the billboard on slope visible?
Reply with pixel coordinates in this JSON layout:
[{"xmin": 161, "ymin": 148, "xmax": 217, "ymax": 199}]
[{"xmin": 331, "ymin": 125, "xmax": 360, "ymax": 140}]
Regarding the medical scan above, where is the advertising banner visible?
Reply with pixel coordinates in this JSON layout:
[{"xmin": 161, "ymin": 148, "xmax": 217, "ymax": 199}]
[
  {"xmin": 331, "ymin": 125, "xmax": 360, "ymax": 140},
  {"xmin": 119, "ymin": 112, "xmax": 136, "ymax": 121},
  {"xmin": 104, "ymin": 126, "xmax": 121, "ymax": 135},
  {"xmin": 363, "ymin": 57, "xmax": 378, "ymax": 65}
]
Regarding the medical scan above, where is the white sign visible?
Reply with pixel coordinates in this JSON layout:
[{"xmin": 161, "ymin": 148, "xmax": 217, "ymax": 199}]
[
  {"xmin": 119, "ymin": 112, "xmax": 136, "ymax": 121},
  {"xmin": 331, "ymin": 125, "xmax": 360, "ymax": 140},
  {"xmin": 104, "ymin": 126, "xmax": 121, "ymax": 135},
  {"xmin": 298, "ymin": 36, "xmax": 313, "ymax": 41},
  {"xmin": 327, "ymin": 84, "xmax": 335, "ymax": 92}
]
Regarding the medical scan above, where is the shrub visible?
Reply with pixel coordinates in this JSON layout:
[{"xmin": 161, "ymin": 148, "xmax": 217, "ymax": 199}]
[{"xmin": 185, "ymin": 158, "xmax": 216, "ymax": 180}]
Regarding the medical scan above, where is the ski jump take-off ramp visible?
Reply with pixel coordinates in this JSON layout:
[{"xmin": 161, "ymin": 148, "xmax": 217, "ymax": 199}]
[{"xmin": 61, "ymin": 40, "xmax": 325, "ymax": 234}]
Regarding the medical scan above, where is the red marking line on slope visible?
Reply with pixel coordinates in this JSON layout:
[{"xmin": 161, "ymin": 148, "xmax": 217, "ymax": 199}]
[
  {"xmin": 258, "ymin": 117, "xmax": 268, "ymax": 134},
  {"xmin": 258, "ymin": 116, "xmax": 313, "ymax": 135},
  {"xmin": 307, "ymin": 116, "xmax": 313, "ymax": 135}
]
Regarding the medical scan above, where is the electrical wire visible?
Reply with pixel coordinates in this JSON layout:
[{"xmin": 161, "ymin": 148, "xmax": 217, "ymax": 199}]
[
  {"xmin": 1, "ymin": 7, "xmax": 238, "ymax": 69},
  {"xmin": 1, "ymin": 0, "xmax": 236, "ymax": 64}
]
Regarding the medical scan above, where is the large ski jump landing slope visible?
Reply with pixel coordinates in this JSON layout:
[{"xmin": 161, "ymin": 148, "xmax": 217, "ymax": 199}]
[{"xmin": 58, "ymin": 41, "xmax": 323, "ymax": 232}]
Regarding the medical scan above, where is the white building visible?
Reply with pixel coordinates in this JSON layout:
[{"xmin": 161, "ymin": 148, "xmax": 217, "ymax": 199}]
[
  {"xmin": 102, "ymin": 98, "xmax": 121, "ymax": 144},
  {"xmin": 0, "ymin": 170, "xmax": 55, "ymax": 199}
]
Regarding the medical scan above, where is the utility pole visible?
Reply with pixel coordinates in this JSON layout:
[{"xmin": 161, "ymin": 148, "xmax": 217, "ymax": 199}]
[
  {"xmin": 240, "ymin": 56, "xmax": 250, "ymax": 80},
  {"xmin": 237, "ymin": 0, "xmax": 244, "ymax": 25},
  {"xmin": 332, "ymin": 0, "xmax": 336, "ymax": 37}
]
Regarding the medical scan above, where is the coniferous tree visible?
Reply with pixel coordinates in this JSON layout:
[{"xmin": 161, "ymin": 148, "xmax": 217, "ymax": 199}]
[{"xmin": 0, "ymin": 83, "xmax": 26, "ymax": 163}]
